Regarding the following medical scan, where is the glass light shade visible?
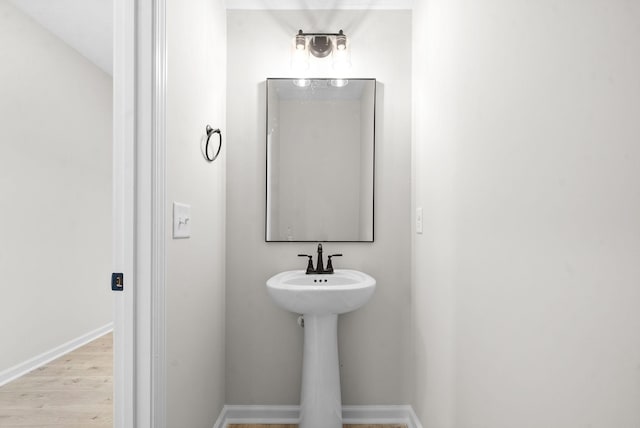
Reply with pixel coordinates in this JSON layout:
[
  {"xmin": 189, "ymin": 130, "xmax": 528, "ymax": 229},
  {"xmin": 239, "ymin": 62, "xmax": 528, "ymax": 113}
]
[
  {"xmin": 291, "ymin": 38, "xmax": 309, "ymax": 71},
  {"xmin": 332, "ymin": 42, "xmax": 351, "ymax": 70},
  {"xmin": 295, "ymin": 33, "xmax": 306, "ymax": 51},
  {"xmin": 335, "ymin": 31, "xmax": 347, "ymax": 51}
]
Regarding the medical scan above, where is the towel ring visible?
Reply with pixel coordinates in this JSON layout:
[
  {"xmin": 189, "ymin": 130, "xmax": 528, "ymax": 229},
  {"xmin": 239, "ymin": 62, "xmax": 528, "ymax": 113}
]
[{"xmin": 205, "ymin": 125, "xmax": 222, "ymax": 162}]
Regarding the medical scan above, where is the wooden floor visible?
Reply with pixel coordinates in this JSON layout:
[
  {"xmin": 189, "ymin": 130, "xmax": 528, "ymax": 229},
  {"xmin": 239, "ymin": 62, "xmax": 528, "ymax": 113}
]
[
  {"xmin": 229, "ymin": 425, "xmax": 407, "ymax": 428},
  {"xmin": 0, "ymin": 333, "xmax": 113, "ymax": 427},
  {"xmin": 0, "ymin": 335, "xmax": 405, "ymax": 428}
]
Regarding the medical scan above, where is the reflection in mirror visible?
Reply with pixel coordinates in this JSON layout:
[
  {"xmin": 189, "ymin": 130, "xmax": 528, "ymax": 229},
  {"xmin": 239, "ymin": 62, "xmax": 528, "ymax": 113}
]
[{"xmin": 266, "ymin": 78, "xmax": 376, "ymax": 242}]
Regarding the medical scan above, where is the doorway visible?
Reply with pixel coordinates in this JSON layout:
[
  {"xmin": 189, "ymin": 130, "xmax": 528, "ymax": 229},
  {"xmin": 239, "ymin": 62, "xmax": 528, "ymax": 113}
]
[{"xmin": 0, "ymin": 0, "xmax": 114, "ymax": 424}]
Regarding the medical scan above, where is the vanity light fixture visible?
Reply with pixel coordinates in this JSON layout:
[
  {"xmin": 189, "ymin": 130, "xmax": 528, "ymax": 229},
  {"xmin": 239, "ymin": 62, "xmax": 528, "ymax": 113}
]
[{"xmin": 291, "ymin": 29, "xmax": 351, "ymax": 71}]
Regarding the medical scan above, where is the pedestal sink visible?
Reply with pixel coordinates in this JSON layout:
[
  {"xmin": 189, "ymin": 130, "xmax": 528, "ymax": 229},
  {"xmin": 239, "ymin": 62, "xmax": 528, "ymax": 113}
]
[{"xmin": 266, "ymin": 269, "xmax": 376, "ymax": 428}]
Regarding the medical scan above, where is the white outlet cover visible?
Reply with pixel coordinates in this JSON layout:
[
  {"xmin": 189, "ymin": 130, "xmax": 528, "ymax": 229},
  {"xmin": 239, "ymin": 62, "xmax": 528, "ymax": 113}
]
[{"xmin": 173, "ymin": 202, "xmax": 191, "ymax": 239}]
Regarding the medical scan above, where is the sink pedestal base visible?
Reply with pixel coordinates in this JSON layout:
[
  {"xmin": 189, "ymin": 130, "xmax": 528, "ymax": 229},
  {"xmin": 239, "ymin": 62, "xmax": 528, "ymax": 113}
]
[{"xmin": 300, "ymin": 313, "xmax": 341, "ymax": 428}]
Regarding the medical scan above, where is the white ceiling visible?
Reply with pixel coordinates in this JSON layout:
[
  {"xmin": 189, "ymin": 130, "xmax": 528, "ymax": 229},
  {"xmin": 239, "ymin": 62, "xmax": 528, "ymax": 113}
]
[
  {"xmin": 9, "ymin": 0, "xmax": 113, "ymax": 75},
  {"xmin": 8, "ymin": 0, "xmax": 412, "ymax": 78},
  {"xmin": 226, "ymin": 0, "xmax": 413, "ymax": 9}
]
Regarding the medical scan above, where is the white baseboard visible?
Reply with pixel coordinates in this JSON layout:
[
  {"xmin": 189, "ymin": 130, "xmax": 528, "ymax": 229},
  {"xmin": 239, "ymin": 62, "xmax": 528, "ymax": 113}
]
[
  {"xmin": 406, "ymin": 406, "xmax": 425, "ymax": 428},
  {"xmin": 0, "ymin": 322, "xmax": 114, "ymax": 387},
  {"xmin": 213, "ymin": 404, "xmax": 423, "ymax": 428}
]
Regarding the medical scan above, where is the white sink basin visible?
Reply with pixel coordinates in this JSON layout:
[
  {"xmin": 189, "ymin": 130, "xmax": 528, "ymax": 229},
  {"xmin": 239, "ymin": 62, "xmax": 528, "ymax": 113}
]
[
  {"xmin": 266, "ymin": 268, "xmax": 376, "ymax": 428},
  {"xmin": 266, "ymin": 269, "xmax": 376, "ymax": 315}
]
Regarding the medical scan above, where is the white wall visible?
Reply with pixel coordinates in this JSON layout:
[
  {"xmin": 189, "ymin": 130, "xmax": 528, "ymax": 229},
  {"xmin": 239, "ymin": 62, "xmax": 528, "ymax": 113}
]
[
  {"xmin": 412, "ymin": 1, "xmax": 640, "ymax": 427},
  {"xmin": 226, "ymin": 10, "xmax": 412, "ymax": 405},
  {"xmin": 0, "ymin": 0, "xmax": 112, "ymax": 373},
  {"xmin": 165, "ymin": 0, "xmax": 227, "ymax": 425}
]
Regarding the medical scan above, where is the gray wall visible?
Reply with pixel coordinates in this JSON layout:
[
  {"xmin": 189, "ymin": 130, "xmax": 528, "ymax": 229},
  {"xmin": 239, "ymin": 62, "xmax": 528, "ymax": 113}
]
[
  {"xmin": 276, "ymin": 99, "xmax": 362, "ymax": 241},
  {"xmin": 165, "ymin": 0, "xmax": 227, "ymax": 425},
  {"xmin": 226, "ymin": 10, "xmax": 412, "ymax": 405},
  {"xmin": 412, "ymin": 0, "xmax": 640, "ymax": 426},
  {"xmin": 0, "ymin": 0, "xmax": 112, "ymax": 374}
]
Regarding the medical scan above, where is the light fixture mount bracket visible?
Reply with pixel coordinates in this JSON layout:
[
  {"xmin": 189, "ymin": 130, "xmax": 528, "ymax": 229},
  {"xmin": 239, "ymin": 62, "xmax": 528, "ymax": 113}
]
[
  {"xmin": 310, "ymin": 36, "xmax": 332, "ymax": 58},
  {"xmin": 296, "ymin": 30, "xmax": 347, "ymax": 58}
]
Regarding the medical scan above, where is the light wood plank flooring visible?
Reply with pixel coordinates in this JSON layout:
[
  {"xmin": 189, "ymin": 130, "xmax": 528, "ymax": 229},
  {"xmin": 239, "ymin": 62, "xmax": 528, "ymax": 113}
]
[
  {"xmin": 0, "ymin": 333, "xmax": 113, "ymax": 427},
  {"xmin": 228, "ymin": 425, "xmax": 407, "ymax": 428},
  {"xmin": 0, "ymin": 336, "xmax": 406, "ymax": 428}
]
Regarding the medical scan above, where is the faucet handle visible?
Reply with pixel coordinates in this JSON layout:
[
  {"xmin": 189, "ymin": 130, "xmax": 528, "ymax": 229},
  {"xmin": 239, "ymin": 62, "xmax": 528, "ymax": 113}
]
[
  {"xmin": 298, "ymin": 254, "xmax": 315, "ymax": 274},
  {"xmin": 325, "ymin": 254, "xmax": 342, "ymax": 273}
]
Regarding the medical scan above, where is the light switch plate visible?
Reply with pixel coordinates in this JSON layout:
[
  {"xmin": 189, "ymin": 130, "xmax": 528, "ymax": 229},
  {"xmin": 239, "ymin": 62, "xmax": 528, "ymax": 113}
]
[
  {"xmin": 173, "ymin": 202, "xmax": 191, "ymax": 239},
  {"xmin": 416, "ymin": 207, "xmax": 423, "ymax": 234}
]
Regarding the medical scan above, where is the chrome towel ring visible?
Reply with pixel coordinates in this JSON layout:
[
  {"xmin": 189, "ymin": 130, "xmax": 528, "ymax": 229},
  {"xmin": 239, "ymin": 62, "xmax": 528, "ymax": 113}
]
[{"xmin": 205, "ymin": 125, "xmax": 222, "ymax": 162}]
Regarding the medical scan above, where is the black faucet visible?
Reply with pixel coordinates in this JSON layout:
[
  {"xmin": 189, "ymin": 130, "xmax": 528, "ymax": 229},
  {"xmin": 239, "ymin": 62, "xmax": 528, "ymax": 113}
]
[
  {"xmin": 298, "ymin": 243, "xmax": 342, "ymax": 274},
  {"xmin": 315, "ymin": 243, "xmax": 325, "ymax": 273}
]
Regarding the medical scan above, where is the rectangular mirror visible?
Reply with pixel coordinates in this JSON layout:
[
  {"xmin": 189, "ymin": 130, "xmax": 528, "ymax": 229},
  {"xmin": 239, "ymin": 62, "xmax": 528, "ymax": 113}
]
[{"xmin": 266, "ymin": 78, "xmax": 376, "ymax": 242}]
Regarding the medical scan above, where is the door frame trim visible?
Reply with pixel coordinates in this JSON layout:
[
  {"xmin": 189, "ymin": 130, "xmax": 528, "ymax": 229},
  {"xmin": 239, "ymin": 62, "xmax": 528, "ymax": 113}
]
[{"xmin": 113, "ymin": 0, "xmax": 166, "ymax": 426}]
